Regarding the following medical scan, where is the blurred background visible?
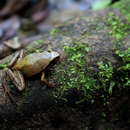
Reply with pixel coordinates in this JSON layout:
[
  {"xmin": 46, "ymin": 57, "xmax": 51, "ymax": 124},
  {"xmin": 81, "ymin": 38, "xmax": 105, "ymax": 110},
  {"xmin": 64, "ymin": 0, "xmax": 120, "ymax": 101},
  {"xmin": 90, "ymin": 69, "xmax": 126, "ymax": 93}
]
[{"xmin": 0, "ymin": 0, "xmax": 119, "ymax": 43}]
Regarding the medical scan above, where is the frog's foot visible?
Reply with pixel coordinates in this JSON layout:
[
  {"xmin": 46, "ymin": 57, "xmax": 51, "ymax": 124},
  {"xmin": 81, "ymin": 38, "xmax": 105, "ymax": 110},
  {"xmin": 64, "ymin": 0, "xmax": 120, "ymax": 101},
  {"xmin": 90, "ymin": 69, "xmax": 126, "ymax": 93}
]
[{"xmin": 41, "ymin": 72, "xmax": 55, "ymax": 87}]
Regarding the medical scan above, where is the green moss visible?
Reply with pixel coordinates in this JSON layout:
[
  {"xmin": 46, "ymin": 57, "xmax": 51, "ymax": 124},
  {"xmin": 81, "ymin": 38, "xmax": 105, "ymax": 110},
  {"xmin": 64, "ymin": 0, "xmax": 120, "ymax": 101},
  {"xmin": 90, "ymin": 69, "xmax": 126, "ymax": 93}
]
[
  {"xmin": 0, "ymin": 59, "xmax": 11, "ymax": 69},
  {"xmin": 107, "ymin": 13, "xmax": 128, "ymax": 41},
  {"xmin": 26, "ymin": 39, "xmax": 43, "ymax": 54},
  {"xmin": 0, "ymin": 64, "xmax": 7, "ymax": 69},
  {"xmin": 115, "ymin": 48, "xmax": 130, "ymax": 87},
  {"xmin": 51, "ymin": 38, "xmax": 129, "ymax": 106},
  {"xmin": 50, "ymin": 28, "xmax": 61, "ymax": 36},
  {"xmin": 98, "ymin": 61, "xmax": 114, "ymax": 94},
  {"xmin": 112, "ymin": 0, "xmax": 130, "ymax": 21},
  {"xmin": 51, "ymin": 41, "xmax": 116, "ymax": 105},
  {"xmin": 52, "ymin": 42, "xmax": 98, "ymax": 103}
]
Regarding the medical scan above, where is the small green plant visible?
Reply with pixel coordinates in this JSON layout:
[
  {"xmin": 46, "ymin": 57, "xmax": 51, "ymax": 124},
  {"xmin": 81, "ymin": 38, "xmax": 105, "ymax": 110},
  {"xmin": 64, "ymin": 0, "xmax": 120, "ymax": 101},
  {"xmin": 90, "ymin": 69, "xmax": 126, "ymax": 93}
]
[
  {"xmin": 112, "ymin": 0, "xmax": 130, "ymax": 21},
  {"xmin": 52, "ymin": 41, "xmax": 100, "ymax": 103},
  {"xmin": 101, "ymin": 112, "xmax": 107, "ymax": 118},
  {"xmin": 107, "ymin": 13, "xmax": 128, "ymax": 41},
  {"xmin": 98, "ymin": 61, "xmax": 115, "ymax": 94},
  {"xmin": 115, "ymin": 48, "xmax": 130, "ymax": 87},
  {"xmin": 97, "ymin": 61, "xmax": 116, "ymax": 106},
  {"xmin": 0, "ymin": 59, "xmax": 11, "ymax": 69},
  {"xmin": 52, "ymin": 42, "xmax": 129, "ymax": 105},
  {"xmin": 50, "ymin": 28, "xmax": 61, "ymax": 36},
  {"xmin": 115, "ymin": 48, "xmax": 130, "ymax": 63},
  {"xmin": 0, "ymin": 64, "xmax": 7, "ymax": 69}
]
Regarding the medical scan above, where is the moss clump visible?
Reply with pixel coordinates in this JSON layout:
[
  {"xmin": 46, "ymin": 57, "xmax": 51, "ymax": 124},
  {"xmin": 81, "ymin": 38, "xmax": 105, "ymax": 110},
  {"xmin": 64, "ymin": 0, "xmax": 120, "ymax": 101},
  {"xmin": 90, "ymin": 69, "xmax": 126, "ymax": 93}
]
[
  {"xmin": 107, "ymin": 13, "xmax": 128, "ymax": 41},
  {"xmin": 112, "ymin": 0, "xmax": 130, "ymax": 21},
  {"xmin": 0, "ymin": 64, "xmax": 7, "ymax": 69},
  {"xmin": 50, "ymin": 28, "xmax": 62, "ymax": 36},
  {"xmin": 51, "ymin": 39, "xmax": 129, "ymax": 105},
  {"xmin": 51, "ymin": 41, "xmax": 115, "ymax": 105},
  {"xmin": 52, "ymin": 42, "xmax": 98, "ymax": 103},
  {"xmin": 97, "ymin": 61, "xmax": 114, "ymax": 94},
  {"xmin": 115, "ymin": 48, "xmax": 130, "ymax": 87}
]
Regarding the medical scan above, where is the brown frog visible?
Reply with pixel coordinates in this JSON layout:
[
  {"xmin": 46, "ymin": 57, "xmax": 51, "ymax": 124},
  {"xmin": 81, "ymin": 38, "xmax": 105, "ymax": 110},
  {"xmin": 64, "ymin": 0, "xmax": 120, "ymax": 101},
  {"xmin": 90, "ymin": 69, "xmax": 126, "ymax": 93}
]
[{"xmin": 1, "ymin": 49, "xmax": 59, "ymax": 104}]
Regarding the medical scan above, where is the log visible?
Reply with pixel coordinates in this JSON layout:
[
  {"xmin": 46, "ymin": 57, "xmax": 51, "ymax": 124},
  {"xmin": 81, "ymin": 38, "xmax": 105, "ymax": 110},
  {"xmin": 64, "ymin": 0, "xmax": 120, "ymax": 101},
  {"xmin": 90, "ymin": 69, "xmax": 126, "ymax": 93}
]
[{"xmin": 0, "ymin": 8, "xmax": 129, "ymax": 123}]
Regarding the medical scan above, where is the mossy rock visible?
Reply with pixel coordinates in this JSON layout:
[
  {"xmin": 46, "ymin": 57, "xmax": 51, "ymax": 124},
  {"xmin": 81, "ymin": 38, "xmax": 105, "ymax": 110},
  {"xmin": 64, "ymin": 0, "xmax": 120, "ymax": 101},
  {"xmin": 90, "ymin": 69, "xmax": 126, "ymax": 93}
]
[
  {"xmin": 0, "ymin": 7, "xmax": 129, "ymax": 123},
  {"xmin": 111, "ymin": 0, "xmax": 130, "ymax": 21}
]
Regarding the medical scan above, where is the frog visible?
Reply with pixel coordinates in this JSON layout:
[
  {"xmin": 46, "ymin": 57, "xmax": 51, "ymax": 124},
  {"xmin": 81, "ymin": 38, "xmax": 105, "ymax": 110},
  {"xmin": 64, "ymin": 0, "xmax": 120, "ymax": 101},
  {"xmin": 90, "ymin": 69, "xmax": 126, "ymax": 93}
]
[{"xmin": 1, "ymin": 49, "xmax": 60, "ymax": 104}]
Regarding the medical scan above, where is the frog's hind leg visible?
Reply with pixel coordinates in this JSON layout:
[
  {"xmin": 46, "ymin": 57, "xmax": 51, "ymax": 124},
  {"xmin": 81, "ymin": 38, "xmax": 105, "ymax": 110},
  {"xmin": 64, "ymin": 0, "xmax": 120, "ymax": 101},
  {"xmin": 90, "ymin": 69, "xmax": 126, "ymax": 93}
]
[
  {"xmin": 8, "ymin": 49, "xmax": 25, "ymax": 68},
  {"xmin": 6, "ymin": 68, "xmax": 25, "ymax": 91},
  {"xmin": 2, "ymin": 69, "xmax": 17, "ymax": 105},
  {"xmin": 6, "ymin": 49, "xmax": 25, "ymax": 91},
  {"xmin": 41, "ymin": 72, "xmax": 55, "ymax": 87}
]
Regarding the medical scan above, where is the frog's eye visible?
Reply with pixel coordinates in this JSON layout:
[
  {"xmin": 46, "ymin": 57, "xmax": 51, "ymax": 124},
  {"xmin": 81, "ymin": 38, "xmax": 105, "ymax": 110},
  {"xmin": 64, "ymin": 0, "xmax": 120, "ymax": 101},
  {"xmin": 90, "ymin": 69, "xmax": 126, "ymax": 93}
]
[{"xmin": 47, "ymin": 49, "xmax": 52, "ymax": 53}]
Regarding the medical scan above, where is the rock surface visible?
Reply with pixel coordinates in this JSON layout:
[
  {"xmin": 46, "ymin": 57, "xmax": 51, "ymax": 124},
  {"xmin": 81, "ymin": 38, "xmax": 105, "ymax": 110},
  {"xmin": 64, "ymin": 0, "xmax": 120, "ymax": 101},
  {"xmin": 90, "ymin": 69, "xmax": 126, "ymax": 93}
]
[{"xmin": 0, "ymin": 4, "xmax": 129, "ymax": 129}]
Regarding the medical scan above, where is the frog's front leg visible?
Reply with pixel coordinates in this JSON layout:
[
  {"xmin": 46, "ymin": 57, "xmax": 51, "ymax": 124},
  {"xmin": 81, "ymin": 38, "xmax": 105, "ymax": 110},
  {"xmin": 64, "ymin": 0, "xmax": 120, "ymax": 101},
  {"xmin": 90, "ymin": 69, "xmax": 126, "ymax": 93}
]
[{"xmin": 41, "ymin": 72, "xmax": 55, "ymax": 87}]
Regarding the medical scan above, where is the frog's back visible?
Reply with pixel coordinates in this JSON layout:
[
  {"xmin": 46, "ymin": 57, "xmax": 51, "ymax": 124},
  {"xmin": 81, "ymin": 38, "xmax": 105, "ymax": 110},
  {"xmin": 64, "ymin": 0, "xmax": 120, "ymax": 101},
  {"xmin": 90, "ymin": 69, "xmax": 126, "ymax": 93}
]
[{"xmin": 13, "ymin": 51, "xmax": 59, "ymax": 77}]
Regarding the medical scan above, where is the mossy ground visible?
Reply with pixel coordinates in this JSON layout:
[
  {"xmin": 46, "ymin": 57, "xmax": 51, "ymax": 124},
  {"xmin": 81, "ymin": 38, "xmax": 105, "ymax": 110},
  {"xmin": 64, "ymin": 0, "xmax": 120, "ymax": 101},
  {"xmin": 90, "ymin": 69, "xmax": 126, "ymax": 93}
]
[{"xmin": 112, "ymin": 0, "xmax": 130, "ymax": 21}]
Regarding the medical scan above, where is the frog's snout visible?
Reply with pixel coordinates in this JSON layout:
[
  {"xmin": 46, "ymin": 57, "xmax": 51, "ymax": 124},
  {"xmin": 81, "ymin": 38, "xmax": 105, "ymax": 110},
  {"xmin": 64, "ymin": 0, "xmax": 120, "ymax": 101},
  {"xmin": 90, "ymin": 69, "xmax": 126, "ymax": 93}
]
[{"xmin": 51, "ymin": 51, "xmax": 60, "ymax": 59}]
